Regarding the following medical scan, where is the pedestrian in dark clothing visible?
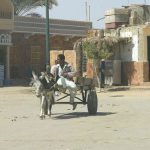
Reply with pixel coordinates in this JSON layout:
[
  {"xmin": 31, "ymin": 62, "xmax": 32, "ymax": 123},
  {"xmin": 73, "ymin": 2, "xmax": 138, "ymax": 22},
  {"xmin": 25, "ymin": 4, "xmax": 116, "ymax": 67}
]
[{"xmin": 100, "ymin": 59, "xmax": 105, "ymax": 88}]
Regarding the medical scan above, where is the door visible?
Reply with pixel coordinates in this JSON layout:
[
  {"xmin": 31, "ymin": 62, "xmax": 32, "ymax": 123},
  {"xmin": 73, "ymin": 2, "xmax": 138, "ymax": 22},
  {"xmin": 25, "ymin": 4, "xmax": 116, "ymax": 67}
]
[{"xmin": 147, "ymin": 36, "xmax": 150, "ymax": 80}]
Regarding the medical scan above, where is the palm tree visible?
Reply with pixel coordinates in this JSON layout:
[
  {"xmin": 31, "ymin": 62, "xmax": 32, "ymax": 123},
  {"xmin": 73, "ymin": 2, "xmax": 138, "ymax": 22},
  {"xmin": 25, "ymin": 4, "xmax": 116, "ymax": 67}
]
[{"xmin": 11, "ymin": 0, "xmax": 58, "ymax": 15}]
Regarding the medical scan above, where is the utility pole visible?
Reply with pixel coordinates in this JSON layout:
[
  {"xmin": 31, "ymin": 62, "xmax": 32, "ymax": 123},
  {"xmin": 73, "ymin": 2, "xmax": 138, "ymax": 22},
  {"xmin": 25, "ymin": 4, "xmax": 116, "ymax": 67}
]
[
  {"xmin": 89, "ymin": 5, "xmax": 91, "ymax": 21},
  {"xmin": 85, "ymin": 1, "xmax": 88, "ymax": 21},
  {"xmin": 45, "ymin": 0, "xmax": 50, "ymax": 70},
  {"xmin": 128, "ymin": 0, "xmax": 129, "ymax": 5},
  {"xmin": 85, "ymin": 1, "xmax": 91, "ymax": 21}
]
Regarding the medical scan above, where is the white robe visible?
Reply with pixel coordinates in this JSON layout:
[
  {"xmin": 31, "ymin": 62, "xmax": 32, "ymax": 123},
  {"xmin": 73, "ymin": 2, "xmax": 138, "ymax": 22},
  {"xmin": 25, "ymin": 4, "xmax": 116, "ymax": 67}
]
[{"xmin": 51, "ymin": 62, "xmax": 77, "ymax": 103}]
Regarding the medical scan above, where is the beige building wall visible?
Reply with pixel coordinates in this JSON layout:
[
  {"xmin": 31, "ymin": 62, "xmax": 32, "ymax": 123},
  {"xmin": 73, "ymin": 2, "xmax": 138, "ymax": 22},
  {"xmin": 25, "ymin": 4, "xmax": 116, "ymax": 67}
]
[
  {"xmin": 0, "ymin": 19, "xmax": 14, "ymax": 30},
  {"xmin": 142, "ymin": 25, "xmax": 150, "ymax": 61},
  {"xmin": 0, "ymin": 0, "xmax": 14, "ymax": 30}
]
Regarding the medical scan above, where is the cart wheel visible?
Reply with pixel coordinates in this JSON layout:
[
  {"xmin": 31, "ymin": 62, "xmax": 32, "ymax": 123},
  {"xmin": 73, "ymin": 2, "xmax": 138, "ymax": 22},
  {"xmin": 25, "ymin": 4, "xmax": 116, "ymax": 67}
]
[{"xmin": 87, "ymin": 90, "xmax": 98, "ymax": 115}]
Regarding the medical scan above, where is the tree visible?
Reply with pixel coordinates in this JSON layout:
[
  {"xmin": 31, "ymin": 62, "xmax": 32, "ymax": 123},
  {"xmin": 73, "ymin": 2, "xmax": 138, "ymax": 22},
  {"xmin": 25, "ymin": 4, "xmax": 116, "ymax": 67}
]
[
  {"xmin": 74, "ymin": 36, "xmax": 130, "ymax": 89},
  {"xmin": 11, "ymin": 0, "xmax": 58, "ymax": 16},
  {"xmin": 82, "ymin": 37, "xmax": 118, "ymax": 60}
]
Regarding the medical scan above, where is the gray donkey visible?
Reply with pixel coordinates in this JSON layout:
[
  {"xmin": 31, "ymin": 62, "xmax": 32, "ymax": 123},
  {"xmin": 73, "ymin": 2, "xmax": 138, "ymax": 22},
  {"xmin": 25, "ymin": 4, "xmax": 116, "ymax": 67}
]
[{"xmin": 31, "ymin": 71, "xmax": 56, "ymax": 119}]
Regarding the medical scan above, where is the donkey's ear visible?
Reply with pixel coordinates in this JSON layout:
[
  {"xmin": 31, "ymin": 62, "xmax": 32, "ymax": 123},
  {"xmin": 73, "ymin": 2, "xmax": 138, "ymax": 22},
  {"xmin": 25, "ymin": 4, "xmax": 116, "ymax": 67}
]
[{"xmin": 32, "ymin": 71, "xmax": 38, "ymax": 80}]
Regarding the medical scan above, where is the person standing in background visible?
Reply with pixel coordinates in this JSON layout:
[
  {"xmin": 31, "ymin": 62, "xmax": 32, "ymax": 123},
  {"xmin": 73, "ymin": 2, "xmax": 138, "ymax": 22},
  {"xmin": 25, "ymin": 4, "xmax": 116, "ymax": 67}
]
[{"xmin": 100, "ymin": 59, "xmax": 105, "ymax": 88}]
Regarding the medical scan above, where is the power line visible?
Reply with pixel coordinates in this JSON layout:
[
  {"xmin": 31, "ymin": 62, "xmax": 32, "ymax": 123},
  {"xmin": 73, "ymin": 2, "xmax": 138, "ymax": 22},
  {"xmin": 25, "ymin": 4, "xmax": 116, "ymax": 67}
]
[{"xmin": 97, "ymin": 17, "xmax": 105, "ymax": 21}]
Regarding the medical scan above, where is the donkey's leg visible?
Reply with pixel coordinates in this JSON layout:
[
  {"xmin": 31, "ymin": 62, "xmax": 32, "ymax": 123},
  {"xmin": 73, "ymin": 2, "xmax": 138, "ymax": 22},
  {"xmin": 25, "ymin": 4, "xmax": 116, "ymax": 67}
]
[
  {"xmin": 40, "ymin": 96, "xmax": 46, "ymax": 119},
  {"xmin": 47, "ymin": 94, "xmax": 54, "ymax": 117},
  {"xmin": 44, "ymin": 99, "xmax": 48, "ymax": 115},
  {"xmin": 47, "ymin": 104, "xmax": 52, "ymax": 117},
  {"xmin": 47, "ymin": 96, "xmax": 52, "ymax": 117}
]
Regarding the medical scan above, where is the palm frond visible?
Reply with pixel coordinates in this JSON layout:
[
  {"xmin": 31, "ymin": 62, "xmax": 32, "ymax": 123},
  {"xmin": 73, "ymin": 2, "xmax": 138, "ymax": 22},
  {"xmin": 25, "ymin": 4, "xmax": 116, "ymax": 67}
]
[{"xmin": 11, "ymin": 0, "xmax": 58, "ymax": 16}]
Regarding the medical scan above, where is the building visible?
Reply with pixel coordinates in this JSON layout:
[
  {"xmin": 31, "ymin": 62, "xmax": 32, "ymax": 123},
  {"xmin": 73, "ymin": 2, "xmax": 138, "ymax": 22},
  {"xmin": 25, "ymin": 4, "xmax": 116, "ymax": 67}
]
[
  {"xmin": 104, "ymin": 4, "xmax": 150, "ymax": 85},
  {"xmin": 84, "ymin": 4, "xmax": 150, "ymax": 86},
  {"xmin": 0, "ymin": 0, "xmax": 92, "ymax": 85}
]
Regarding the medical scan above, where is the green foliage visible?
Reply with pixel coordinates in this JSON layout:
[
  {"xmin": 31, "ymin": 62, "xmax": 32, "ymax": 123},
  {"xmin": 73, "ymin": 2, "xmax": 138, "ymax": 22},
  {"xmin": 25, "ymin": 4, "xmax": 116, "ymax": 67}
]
[
  {"xmin": 11, "ymin": 0, "xmax": 58, "ymax": 15},
  {"xmin": 82, "ymin": 40, "xmax": 113, "ymax": 60},
  {"xmin": 83, "ymin": 41, "xmax": 98, "ymax": 59}
]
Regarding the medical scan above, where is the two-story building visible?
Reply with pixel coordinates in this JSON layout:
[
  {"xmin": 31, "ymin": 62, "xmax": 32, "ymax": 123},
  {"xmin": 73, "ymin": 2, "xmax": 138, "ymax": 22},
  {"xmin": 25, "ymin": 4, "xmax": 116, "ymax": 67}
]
[{"xmin": 0, "ymin": 0, "xmax": 92, "ymax": 85}]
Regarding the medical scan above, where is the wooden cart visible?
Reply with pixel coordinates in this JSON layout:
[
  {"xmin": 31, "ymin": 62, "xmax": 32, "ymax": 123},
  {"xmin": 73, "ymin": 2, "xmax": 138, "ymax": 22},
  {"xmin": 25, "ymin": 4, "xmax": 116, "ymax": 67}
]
[{"xmin": 55, "ymin": 77, "xmax": 98, "ymax": 115}]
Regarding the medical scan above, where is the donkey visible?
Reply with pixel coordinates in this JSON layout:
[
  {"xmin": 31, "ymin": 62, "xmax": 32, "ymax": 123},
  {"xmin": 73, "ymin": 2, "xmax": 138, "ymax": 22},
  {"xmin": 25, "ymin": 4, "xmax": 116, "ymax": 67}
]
[{"xmin": 31, "ymin": 71, "xmax": 56, "ymax": 119}]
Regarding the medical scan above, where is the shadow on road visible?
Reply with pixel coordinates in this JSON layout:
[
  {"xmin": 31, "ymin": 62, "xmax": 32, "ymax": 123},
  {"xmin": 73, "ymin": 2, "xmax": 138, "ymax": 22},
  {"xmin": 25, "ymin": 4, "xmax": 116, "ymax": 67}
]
[
  {"xmin": 110, "ymin": 95, "xmax": 124, "ymax": 97},
  {"xmin": 107, "ymin": 87, "xmax": 130, "ymax": 92},
  {"xmin": 53, "ymin": 112, "xmax": 117, "ymax": 120}
]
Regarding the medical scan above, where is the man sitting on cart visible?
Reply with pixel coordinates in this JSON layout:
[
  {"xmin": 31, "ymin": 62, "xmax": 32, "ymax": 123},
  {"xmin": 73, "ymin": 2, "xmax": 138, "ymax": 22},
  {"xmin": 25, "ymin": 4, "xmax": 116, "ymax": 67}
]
[{"xmin": 51, "ymin": 54, "xmax": 77, "ymax": 110}]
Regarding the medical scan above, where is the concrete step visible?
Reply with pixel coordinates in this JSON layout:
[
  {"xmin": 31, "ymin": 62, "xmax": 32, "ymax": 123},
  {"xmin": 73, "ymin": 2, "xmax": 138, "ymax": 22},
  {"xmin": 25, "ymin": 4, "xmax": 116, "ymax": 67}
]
[{"xmin": 140, "ymin": 82, "xmax": 150, "ymax": 86}]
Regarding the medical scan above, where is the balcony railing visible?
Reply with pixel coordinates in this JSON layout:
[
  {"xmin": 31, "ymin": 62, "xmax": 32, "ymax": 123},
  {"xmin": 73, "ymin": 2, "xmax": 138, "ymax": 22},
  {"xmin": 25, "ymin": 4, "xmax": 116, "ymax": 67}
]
[{"xmin": 0, "ymin": 33, "xmax": 12, "ymax": 45}]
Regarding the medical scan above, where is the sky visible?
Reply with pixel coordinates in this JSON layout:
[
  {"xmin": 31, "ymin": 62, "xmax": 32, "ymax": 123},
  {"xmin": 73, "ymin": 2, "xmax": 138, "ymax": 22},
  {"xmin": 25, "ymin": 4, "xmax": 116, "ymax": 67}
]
[{"xmin": 29, "ymin": 0, "xmax": 150, "ymax": 29}]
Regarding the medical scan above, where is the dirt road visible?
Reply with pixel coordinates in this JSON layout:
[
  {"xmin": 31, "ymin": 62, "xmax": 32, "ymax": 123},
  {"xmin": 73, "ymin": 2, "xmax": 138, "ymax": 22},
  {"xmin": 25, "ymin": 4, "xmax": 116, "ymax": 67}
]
[{"xmin": 0, "ymin": 86, "xmax": 150, "ymax": 150}]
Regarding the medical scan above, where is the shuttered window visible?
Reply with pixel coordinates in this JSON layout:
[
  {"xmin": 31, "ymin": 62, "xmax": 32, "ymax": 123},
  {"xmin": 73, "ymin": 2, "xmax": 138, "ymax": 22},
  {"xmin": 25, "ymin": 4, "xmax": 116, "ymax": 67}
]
[{"xmin": 31, "ymin": 46, "xmax": 41, "ymax": 73}]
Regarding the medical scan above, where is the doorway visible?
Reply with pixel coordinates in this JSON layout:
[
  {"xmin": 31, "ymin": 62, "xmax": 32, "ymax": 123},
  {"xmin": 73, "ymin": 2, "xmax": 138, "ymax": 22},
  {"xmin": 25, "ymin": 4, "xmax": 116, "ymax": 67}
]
[{"xmin": 0, "ymin": 46, "xmax": 6, "ymax": 79}]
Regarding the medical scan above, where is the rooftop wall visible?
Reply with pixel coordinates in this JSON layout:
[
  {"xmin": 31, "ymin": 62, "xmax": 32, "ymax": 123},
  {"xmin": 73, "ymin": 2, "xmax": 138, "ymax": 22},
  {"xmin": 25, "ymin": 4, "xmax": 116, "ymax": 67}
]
[{"xmin": 14, "ymin": 16, "xmax": 92, "ymax": 37}]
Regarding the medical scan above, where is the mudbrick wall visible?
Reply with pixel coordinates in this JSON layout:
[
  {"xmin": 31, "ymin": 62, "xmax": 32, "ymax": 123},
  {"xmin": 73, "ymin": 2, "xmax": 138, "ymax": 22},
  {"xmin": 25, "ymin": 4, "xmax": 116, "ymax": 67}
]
[
  {"xmin": 121, "ymin": 61, "xmax": 149, "ymax": 85},
  {"xmin": 10, "ymin": 33, "xmax": 81, "ymax": 79}
]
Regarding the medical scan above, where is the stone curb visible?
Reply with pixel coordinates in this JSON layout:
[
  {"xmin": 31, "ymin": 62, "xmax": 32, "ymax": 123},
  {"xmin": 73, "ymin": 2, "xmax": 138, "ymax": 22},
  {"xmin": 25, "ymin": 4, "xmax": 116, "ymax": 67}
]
[{"xmin": 96, "ymin": 86, "xmax": 150, "ymax": 92}]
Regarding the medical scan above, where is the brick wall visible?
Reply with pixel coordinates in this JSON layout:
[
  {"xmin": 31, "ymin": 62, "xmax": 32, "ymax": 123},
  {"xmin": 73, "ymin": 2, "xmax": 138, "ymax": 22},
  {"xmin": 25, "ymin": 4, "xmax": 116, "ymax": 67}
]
[
  {"xmin": 51, "ymin": 35, "xmax": 80, "ymax": 50},
  {"xmin": 10, "ymin": 33, "xmax": 80, "ymax": 79},
  {"xmin": 10, "ymin": 33, "xmax": 46, "ymax": 78},
  {"xmin": 86, "ymin": 59, "xmax": 100, "ymax": 87},
  {"xmin": 87, "ymin": 60, "xmax": 149, "ymax": 86},
  {"xmin": 121, "ymin": 61, "xmax": 149, "ymax": 85}
]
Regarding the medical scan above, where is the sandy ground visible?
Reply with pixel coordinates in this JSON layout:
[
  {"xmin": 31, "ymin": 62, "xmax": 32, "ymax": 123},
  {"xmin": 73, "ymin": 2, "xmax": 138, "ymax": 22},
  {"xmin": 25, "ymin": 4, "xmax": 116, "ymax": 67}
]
[{"xmin": 0, "ymin": 86, "xmax": 150, "ymax": 150}]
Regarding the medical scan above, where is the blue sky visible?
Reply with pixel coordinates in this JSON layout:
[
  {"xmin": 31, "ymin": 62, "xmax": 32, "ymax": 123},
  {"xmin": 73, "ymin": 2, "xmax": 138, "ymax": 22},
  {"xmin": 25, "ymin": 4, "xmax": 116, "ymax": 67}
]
[{"xmin": 30, "ymin": 0, "xmax": 150, "ymax": 29}]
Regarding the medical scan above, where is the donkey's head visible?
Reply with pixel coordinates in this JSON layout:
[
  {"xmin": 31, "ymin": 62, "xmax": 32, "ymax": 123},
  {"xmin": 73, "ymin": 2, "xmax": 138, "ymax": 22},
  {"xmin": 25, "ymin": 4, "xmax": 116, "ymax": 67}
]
[
  {"xmin": 32, "ymin": 71, "xmax": 43, "ymax": 97},
  {"xmin": 39, "ymin": 72, "xmax": 56, "ymax": 90},
  {"xmin": 31, "ymin": 71, "xmax": 56, "ymax": 97}
]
